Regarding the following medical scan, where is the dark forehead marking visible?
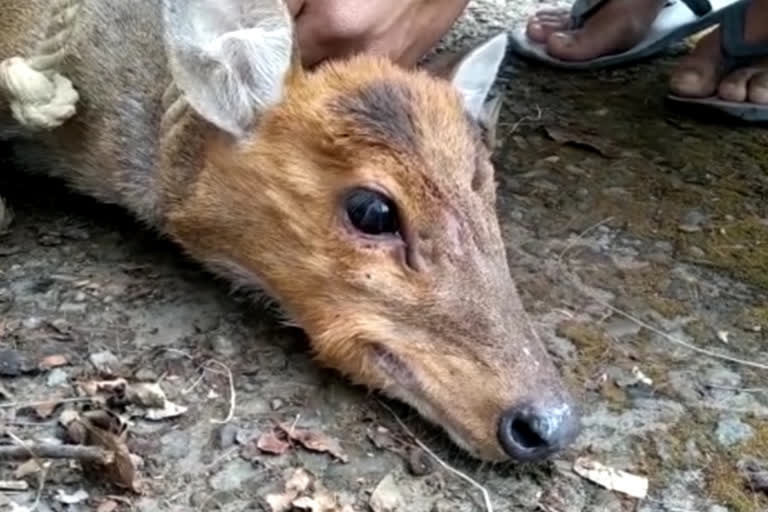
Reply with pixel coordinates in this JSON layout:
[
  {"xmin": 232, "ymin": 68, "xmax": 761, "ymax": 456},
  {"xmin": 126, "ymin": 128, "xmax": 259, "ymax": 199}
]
[{"xmin": 330, "ymin": 80, "xmax": 420, "ymax": 154}]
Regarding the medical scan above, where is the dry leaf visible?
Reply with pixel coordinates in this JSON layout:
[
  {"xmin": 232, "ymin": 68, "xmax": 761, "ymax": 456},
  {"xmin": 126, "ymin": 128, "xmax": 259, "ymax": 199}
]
[
  {"xmin": 142, "ymin": 400, "xmax": 187, "ymax": 421},
  {"xmin": 573, "ymin": 457, "xmax": 648, "ymax": 499},
  {"xmin": 0, "ymin": 480, "xmax": 29, "ymax": 491},
  {"xmin": 39, "ymin": 354, "xmax": 70, "ymax": 370},
  {"xmin": 96, "ymin": 500, "xmax": 119, "ymax": 512},
  {"xmin": 56, "ymin": 488, "xmax": 89, "ymax": 505},
  {"xmin": 543, "ymin": 126, "xmax": 621, "ymax": 158},
  {"xmin": 125, "ymin": 382, "xmax": 166, "ymax": 408},
  {"xmin": 80, "ymin": 419, "xmax": 142, "ymax": 493},
  {"xmin": 265, "ymin": 491, "xmax": 298, "ymax": 512},
  {"xmin": 257, "ymin": 431, "xmax": 290, "ymax": 456},
  {"xmin": 13, "ymin": 460, "xmax": 41, "ymax": 479},
  {"xmin": 278, "ymin": 423, "xmax": 348, "ymax": 462},
  {"xmin": 285, "ymin": 468, "xmax": 312, "ymax": 494},
  {"xmin": 369, "ymin": 474, "xmax": 403, "ymax": 512}
]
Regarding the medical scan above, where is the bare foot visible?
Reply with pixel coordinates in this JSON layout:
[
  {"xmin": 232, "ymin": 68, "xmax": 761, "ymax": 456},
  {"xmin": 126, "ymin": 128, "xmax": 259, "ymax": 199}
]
[
  {"xmin": 524, "ymin": 0, "xmax": 667, "ymax": 61},
  {"xmin": 669, "ymin": 0, "xmax": 768, "ymax": 103}
]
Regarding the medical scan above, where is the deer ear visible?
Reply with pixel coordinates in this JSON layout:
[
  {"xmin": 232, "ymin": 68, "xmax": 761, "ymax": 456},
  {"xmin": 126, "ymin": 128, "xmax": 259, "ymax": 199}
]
[
  {"xmin": 162, "ymin": 0, "xmax": 295, "ymax": 137},
  {"xmin": 449, "ymin": 32, "xmax": 508, "ymax": 120}
]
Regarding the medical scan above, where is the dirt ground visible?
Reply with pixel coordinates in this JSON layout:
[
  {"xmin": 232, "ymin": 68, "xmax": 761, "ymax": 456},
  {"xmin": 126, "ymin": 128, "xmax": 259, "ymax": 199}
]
[{"xmin": 2, "ymin": 1, "xmax": 768, "ymax": 511}]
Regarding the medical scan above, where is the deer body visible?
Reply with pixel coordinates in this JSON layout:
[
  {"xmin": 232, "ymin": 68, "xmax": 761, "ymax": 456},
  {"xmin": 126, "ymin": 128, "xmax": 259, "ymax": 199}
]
[{"xmin": 0, "ymin": 0, "xmax": 580, "ymax": 462}]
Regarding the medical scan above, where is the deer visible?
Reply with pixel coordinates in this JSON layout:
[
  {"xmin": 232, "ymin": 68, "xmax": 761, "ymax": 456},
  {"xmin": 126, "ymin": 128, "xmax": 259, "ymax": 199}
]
[{"xmin": 0, "ymin": 0, "xmax": 581, "ymax": 462}]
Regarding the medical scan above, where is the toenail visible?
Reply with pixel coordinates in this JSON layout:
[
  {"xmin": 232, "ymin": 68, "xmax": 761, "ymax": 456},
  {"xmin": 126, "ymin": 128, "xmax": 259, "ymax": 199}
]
[{"xmin": 551, "ymin": 32, "xmax": 573, "ymax": 45}]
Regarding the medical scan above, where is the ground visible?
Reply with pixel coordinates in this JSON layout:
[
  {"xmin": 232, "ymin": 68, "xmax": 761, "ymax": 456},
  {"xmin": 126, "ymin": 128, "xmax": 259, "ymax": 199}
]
[{"xmin": 1, "ymin": 1, "xmax": 768, "ymax": 511}]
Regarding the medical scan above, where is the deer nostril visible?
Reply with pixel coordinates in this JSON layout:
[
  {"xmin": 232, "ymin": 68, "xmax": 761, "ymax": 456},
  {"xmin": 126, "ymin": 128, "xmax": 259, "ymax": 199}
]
[{"xmin": 498, "ymin": 402, "xmax": 580, "ymax": 462}]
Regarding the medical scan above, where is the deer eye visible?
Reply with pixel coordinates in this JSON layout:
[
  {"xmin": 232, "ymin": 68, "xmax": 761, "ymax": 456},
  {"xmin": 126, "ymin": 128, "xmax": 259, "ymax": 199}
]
[{"xmin": 344, "ymin": 188, "xmax": 400, "ymax": 236}]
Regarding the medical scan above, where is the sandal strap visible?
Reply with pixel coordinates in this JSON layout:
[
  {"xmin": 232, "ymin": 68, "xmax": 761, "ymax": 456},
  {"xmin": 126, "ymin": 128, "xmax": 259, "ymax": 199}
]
[
  {"xmin": 721, "ymin": 0, "xmax": 768, "ymax": 59},
  {"xmin": 570, "ymin": 0, "xmax": 714, "ymax": 28}
]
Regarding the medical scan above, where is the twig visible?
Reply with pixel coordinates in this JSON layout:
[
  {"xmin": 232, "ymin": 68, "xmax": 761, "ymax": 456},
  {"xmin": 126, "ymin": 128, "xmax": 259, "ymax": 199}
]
[
  {"xmin": 505, "ymin": 105, "xmax": 543, "ymax": 135},
  {"xmin": 556, "ymin": 216, "xmax": 615, "ymax": 265},
  {"xmin": 0, "ymin": 444, "xmax": 113, "ymax": 464},
  {"xmin": 205, "ymin": 359, "xmax": 236, "ymax": 424},
  {"xmin": 378, "ymin": 400, "xmax": 494, "ymax": 512},
  {"xmin": 6, "ymin": 432, "xmax": 50, "ymax": 512}
]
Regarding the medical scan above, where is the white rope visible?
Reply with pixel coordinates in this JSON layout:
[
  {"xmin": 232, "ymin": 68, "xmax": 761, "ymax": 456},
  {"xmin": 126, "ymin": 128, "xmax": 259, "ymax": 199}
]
[{"xmin": 0, "ymin": 0, "xmax": 83, "ymax": 130}]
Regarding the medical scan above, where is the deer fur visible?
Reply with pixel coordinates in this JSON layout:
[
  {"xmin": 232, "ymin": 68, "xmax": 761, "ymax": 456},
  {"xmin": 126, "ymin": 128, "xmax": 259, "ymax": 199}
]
[{"xmin": 0, "ymin": 0, "xmax": 579, "ymax": 461}]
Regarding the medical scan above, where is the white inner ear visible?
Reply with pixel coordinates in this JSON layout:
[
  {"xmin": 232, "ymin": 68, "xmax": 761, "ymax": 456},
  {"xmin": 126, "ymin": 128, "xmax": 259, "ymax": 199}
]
[
  {"xmin": 163, "ymin": 0, "xmax": 294, "ymax": 137},
  {"xmin": 451, "ymin": 33, "xmax": 508, "ymax": 119}
]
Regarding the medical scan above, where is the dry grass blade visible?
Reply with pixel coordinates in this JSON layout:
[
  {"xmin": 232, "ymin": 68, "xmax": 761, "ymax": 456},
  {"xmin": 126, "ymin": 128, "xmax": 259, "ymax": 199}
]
[{"xmin": 378, "ymin": 400, "xmax": 494, "ymax": 512}]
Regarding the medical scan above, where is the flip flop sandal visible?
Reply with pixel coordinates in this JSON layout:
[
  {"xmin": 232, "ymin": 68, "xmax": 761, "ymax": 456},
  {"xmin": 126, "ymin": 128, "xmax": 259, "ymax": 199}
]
[
  {"xmin": 666, "ymin": 0, "xmax": 768, "ymax": 122},
  {"xmin": 508, "ymin": 0, "xmax": 742, "ymax": 70}
]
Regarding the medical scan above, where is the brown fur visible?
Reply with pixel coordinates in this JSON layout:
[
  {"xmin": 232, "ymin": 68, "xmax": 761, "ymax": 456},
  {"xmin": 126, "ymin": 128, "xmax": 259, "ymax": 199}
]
[{"xmin": 0, "ymin": 0, "xmax": 578, "ymax": 461}]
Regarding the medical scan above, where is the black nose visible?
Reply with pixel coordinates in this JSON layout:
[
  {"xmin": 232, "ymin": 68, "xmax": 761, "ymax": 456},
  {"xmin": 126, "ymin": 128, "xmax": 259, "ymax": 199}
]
[{"xmin": 498, "ymin": 402, "xmax": 580, "ymax": 461}]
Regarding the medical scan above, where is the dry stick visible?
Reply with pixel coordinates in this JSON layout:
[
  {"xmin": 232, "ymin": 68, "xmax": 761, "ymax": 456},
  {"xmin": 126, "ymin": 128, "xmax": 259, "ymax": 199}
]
[
  {"xmin": 6, "ymin": 432, "xmax": 49, "ymax": 512},
  {"xmin": 378, "ymin": 400, "xmax": 494, "ymax": 512},
  {"xmin": 0, "ymin": 444, "xmax": 113, "ymax": 464}
]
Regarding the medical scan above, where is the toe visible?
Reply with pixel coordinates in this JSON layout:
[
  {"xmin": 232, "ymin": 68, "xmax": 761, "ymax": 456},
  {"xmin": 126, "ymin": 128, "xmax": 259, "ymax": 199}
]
[
  {"xmin": 747, "ymin": 69, "xmax": 768, "ymax": 103},
  {"xmin": 526, "ymin": 11, "xmax": 570, "ymax": 43},
  {"xmin": 718, "ymin": 67, "xmax": 762, "ymax": 102},
  {"xmin": 669, "ymin": 29, "xmax": 722, "ymax": 97}
]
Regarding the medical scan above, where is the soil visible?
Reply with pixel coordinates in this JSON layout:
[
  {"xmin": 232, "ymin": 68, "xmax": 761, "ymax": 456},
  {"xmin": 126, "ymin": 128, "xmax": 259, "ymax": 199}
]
[{"xmin": 1, "ymin": 1, "xmax": 767, "ymax": 511}]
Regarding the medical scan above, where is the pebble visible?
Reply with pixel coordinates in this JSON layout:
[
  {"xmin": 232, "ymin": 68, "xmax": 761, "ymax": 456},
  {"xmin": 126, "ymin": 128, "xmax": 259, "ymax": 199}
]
[
  {"xmin": 369, "ymin": 473, "xmax": 403, "ymax": 512},
  {"xmin": 687, "ymin": 246, "xmax": 705, "ymax": 258},
  {"xmin": 208, "ymin": 459, "xmax": 255, "ymax": 492},
  {"xmin": 270, "ymin": 398, "xmax": 285, "ymax": 411},
  {"xmin": 715, "ymin": 416, "xmax": 754, "ymax": 447},
  {"xmin": 0, "ymin": 349, "xmax": 23, "ymax": 377},
  {"xmin": 59, "ymin": 302, "xmax": 87, "ymax": 313},
  {"xmin": 678, "ymin": 209, "xmax": 709, "ymax": 233},
  {"xmin": 0, "ymin": 288, "xmax": 14, "ymax": 314},
  {"xmin": 210, "ymin": 335, "xmax": 238, "ymax": 357},
  {"xmin": 46, "ymin": 368, "xmax": 69, "ymax": 387},
  {"xmin": 214, "ymin": 424, "xmax": 240, "ymax": 450},
  {"xmin": 89, "ymin": 350, "xmax": 120, "ymax": 376}
]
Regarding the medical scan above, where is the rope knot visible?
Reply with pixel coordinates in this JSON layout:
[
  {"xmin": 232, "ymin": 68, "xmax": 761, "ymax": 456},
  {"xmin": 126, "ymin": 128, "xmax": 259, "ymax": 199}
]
[{"xmin": 0, "ymin": 56, "xmax": 78, "ymax": 130}]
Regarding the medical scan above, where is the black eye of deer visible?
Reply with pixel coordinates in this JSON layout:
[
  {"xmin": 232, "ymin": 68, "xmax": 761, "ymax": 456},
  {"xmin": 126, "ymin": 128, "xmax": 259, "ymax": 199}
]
[{"xmin": 345, "ymin": 188, "xmax": 400, "ymax": 236}]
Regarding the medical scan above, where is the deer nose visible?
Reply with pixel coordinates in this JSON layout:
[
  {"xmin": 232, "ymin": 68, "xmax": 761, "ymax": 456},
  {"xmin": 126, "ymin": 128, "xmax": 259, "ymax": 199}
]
[{"xmin": 498, "ymin": 402, "xmax": 580, "ymax": 461}]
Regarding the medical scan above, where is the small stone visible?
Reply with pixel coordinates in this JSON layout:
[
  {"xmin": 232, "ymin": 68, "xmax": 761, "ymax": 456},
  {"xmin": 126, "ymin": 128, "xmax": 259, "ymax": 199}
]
[
  {"xmin": 215, "ymin": 424, "xmax": 240, "ymax": 450},
  {"xmin": 0, "ymin": 288, "xmax": 14, "ymax": 314},
  {"xmin": 46, "ymin": 368, "xmax": 69, "ymax": 387},
  {"xmin": 89, "ymin": 350, "xmax": 120, "ymax": 376},
  {"xmin": 687, "ymin": 246, "xmax": 705, "ymax": 258},
  {"xmin": 715, "ymin": 416, "xmax": 754, "ymax": 447},
  {"xmin": 210, "ymin": 335, "xmax": 238, "ymax": 357},
  {"xmin": 73, "ymin": 292, "xmax": 87, "ymax": 302},
  {"xmin": 407, "ymin": 447, "xmax": 434, "ymax": 476},
  {"xmin": 270, "ymin": 398, "xmax": 284, "ymax": 411},
  {"xmin": 0, "ymin": 349, "xmax": 24, "ymax": 377},
  {"xmin": 678, "ymin": 209, "xmax": 709, "ymax": 233},
  {"xmin": 22, "ymin": 317, "xmax": 43, "ymax": 329},
  {"xmin": 134, "ymin": 368, "xmax": 158, "ymax": 381},
  {"xmin": 58, "ymin": 302, "xmax": 87, "ymax": 314},
  {"xmin": 369, "ymin": 473, "xmax": 403, "ymax": 512}
]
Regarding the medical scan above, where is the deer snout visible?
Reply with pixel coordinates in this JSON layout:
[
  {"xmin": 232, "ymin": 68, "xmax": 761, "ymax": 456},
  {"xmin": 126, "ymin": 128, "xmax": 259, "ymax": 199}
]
[{"xmin": 498, "ymin": 400, "xmax": 580, "ymax": 462}]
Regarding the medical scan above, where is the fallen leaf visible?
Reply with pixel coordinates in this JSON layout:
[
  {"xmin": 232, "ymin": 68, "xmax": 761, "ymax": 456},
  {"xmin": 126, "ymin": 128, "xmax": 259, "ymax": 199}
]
[
  {"xmin": 0, "ymin": 480, "xmax": 29, "ymax": 491},
  {"xmin": 125, "ymin": 382, "xmax": 166, "ymax": 409},
  {"xmin": 142, "ymin": 400, "xmax": 187, "ymax": 421},
  {"xmin": 257, "ymin": 431, "xmax": 290, "ymax": 456},
  {"xmin": 13, "ymin": 460, "xmax": 41, "ymax": 479},
  {"xmin": 79, "ymin": 417, "xmax": 142, "ymax": 493},
  {"xmin": 55, "ymin": 488, "xmax": 89, "ymax": 504},
  {"xmin": 39, "ymin": 354, "xmax": 70, "ymax": 370},
  {"xmin": 369, "ymin": 473, "xmax": 403, "ymax": 512},
  {"xmin": 573, "ymin": 457, "xmax": 648, "ymax": 499},
  {"xmin": 543, "ymin": 126, "xmax": 621, "ymax": 158},
  {"xmin": 96, "ymin": 500, "xmax": 119, "ymax": 512},
  {"xmin": 285, "ymin": 468, "xmax": 312, "ymax": 494},
  {"xmin": 278, "ymin": 423, "xmax": 348, "ymax": 463},
  {"xmin": 265, "ymin": 491, "xmax": 298, "ymax": 512},
  {"xmin": 35, "ymin": 393, "xmax": 66, "ymax": 419}
]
